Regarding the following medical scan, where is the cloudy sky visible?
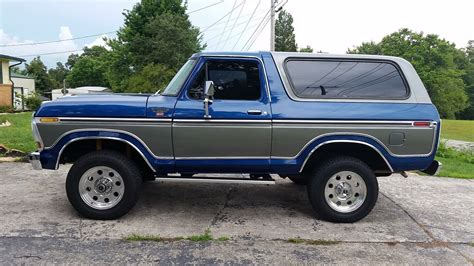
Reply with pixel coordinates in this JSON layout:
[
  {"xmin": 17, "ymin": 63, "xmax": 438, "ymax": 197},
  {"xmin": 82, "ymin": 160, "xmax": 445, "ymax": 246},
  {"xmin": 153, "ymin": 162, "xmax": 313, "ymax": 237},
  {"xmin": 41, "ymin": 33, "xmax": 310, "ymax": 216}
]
[{"xmin": 0, "ymin": 0, "xmax": 473, "ymax": 67}]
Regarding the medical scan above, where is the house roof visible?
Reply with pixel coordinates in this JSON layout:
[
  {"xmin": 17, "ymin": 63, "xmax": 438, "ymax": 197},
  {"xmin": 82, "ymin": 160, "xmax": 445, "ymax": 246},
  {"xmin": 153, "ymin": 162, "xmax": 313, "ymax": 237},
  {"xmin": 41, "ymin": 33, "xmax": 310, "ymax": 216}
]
[
  {"xmin": 10, "ymin": 72, "xmax": 34, "ymax": 79},
  {"xmin": 0, "ymin": 54, "xmax": 26, "ymax": 62}
]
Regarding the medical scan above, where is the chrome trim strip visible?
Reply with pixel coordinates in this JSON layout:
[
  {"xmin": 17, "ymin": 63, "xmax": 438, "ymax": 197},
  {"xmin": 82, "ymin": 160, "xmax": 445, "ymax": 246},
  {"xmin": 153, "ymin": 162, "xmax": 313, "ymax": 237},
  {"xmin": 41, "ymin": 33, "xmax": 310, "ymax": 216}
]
[
  {"xmin": 44, "ymin": 128, "xmax": 173, "ymax": 160},
  {"xmin": 272, "ymin": 120, "xmax": 432, "ymax": 126},
  {"xmin": 298, "ymin": 140, "xmax": 394, "ymax": 173},
  {"xmin": 173, "ymin": 119, "xmax": 272, "ymax": 123},
  {"xmin": 175, "ymin": 156, "xmax": 270, "ymax": 160},
  {"xmin": 271, "ymin": 131, "xmax": 437, "ymax": 159},
  {"xmin": 55, "ymin": 136, "xmax": 157, "ymax": 172},
  {"xmin": 156, "ymin": 177, "xmax": 275, "ymax": 185},
  {"xmin": 36, "ymin": 117, "xmax": 172, "ymax": 123}
]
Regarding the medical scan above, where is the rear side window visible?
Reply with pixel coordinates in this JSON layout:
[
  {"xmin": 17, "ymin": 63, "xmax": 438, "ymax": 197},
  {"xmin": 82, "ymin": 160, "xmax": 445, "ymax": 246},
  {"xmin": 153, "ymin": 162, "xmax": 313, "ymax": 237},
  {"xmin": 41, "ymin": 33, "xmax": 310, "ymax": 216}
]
[{"xmin": 284, "ymin": 59, "xmax": 409, "ymax": 99}]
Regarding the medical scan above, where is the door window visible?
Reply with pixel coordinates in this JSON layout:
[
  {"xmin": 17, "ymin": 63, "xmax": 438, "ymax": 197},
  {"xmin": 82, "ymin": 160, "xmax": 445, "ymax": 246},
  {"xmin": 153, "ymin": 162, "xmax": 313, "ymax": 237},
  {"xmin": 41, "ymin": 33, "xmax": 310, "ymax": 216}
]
[{"xmin": 188, "ymin": 59, "xmax": 261, "ymax": 100}]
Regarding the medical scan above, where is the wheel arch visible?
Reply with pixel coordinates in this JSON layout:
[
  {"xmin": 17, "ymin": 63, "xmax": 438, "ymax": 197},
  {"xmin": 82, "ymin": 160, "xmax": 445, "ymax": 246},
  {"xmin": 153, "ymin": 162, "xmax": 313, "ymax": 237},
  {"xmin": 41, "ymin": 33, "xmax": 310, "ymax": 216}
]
[
  {"xmin": 300, "ymin": 140, "xmax": 394, "ymax": 175},
  {"xmin": 57, "ymin": 136, "xmax": 156, "ymax": 172}
]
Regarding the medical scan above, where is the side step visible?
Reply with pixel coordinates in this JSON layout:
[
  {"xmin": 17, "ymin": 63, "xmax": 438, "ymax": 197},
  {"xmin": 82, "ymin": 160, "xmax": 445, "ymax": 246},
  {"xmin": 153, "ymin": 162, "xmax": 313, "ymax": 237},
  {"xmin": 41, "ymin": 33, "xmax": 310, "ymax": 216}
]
[{"xmin": 156, "ymin": 176, "xmax": 275, "ymax": 185}]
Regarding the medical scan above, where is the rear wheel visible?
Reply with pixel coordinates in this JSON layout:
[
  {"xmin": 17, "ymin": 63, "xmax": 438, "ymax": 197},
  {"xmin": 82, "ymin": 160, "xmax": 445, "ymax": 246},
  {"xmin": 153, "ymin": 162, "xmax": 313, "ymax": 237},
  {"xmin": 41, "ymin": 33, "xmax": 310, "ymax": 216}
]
[
  {"xmin": 66, "ymin": 150, "xmax": 142, "ymax": 220},
  {"xmin": 307, "ymin": 156, "xmax": 378, "ymax": 223}
]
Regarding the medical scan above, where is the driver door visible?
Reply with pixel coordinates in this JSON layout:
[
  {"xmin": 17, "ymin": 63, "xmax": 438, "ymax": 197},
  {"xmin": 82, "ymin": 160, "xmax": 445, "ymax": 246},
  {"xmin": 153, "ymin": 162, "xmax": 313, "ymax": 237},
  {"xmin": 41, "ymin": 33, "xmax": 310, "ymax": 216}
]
[{"xmin": 172, "ymin": 56, "xmax": 272, "ymax": 173}]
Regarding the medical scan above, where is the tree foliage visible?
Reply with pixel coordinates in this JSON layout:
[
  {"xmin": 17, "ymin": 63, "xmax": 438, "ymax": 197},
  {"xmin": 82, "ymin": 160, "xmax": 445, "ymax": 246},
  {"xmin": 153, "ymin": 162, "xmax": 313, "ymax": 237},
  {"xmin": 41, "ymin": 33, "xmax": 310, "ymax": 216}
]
[
  {"xmin": 275, "ymin": 10, "xmax": 297, "ymax": 52},
  {"xmin": 25, "ymin": 57, "xmax": 53, "ymax": 94},
  {"xmin": 299, "ymin": 45, "xmax": 313, "ymax": 53},
  {"xmin": 66, "ymin": 46, "xmax": 110, "ymax": 88},
  {"xmin": 349, "ymin": 29, "xmax": 470, "ymax": 119},
  {"xmin": 106, "ymin": 0, "xmax": 204, "ymax": 92},
  {"xmin": 48, "ymin": 62, "xmax": 69, "ymax": 89}
]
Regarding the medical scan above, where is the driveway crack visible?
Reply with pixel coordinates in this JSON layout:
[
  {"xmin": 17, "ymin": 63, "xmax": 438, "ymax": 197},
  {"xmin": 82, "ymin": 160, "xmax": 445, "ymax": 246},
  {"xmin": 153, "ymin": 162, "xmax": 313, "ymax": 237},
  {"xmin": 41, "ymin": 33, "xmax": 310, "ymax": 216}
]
[
  {"xmin": 381, "ymin": 191, "xmax": 473, "ymax": 264},
  {"xmin": 208, "ymin": 186, "xmax": 236, "ymax": 229}
]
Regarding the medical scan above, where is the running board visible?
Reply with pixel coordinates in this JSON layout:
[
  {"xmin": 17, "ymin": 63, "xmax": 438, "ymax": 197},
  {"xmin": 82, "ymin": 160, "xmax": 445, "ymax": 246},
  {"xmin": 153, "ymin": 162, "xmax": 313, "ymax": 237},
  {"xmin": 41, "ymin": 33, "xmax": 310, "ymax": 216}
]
[{"xmin": 156, "ymin": 176, "xmax": 275, "ymax": 185}]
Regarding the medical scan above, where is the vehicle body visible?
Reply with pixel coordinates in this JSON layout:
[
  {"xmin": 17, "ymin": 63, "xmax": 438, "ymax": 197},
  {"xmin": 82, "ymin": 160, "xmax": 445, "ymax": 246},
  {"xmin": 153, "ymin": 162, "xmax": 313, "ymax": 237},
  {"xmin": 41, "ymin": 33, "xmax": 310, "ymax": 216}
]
[{"xmin": 29, "ymin": 51, "xmax": 441, "ymax": 222}]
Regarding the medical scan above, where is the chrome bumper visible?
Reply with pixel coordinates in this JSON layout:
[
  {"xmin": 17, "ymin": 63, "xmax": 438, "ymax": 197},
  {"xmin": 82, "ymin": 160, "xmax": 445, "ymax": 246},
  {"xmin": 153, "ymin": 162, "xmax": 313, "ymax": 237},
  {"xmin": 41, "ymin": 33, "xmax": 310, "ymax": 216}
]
[
  {"xmin": 28, "ymin": 152, "xmax": 42, "ymax": 170},
  {"xmin": 422, "ymin": 160, "xmax": 442, "ymax": 176}
]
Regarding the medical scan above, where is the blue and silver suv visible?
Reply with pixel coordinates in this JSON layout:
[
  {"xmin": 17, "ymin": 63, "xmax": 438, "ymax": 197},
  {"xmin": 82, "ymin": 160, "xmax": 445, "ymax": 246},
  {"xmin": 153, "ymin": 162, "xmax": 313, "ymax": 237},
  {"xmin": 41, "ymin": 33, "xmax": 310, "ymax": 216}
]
[{"xmin": 29, "ymin": 52, "xmax": 441, "ymax": 222}]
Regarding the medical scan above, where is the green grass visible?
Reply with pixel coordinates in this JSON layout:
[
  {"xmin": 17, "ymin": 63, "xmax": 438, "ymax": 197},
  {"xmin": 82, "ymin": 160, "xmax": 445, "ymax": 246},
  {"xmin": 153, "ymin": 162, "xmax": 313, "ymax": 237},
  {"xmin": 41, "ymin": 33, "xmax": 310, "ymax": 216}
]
[
  {"xmin": 435, "ymin": 141, "xmax": 474, "ymax": 179},
  {"xmin": 287, "ymin": 238, "xmax": 339, "ymax": 245},
  {"xmin": 124, "ymin": 230, "xmax": 229, "ymax": 243},
  {"xmin": 441, "ymin": 119, "xmax": 474, "ymax": 142},
  {"xmin": 0, "ymin": 112, "xmax": 35, "ymax": 152}
]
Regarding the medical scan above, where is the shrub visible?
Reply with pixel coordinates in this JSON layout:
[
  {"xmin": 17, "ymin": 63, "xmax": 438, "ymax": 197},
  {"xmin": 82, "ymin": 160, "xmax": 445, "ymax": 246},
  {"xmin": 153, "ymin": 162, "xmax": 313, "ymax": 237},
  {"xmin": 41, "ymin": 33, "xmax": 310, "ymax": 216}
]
[
  {"xmin": 0, "ymin": 105, "xmax": 14, "ymax": 113},
  {"xmin": 24, "ymin": 95, "xmax": 43, "ymax": 111}
]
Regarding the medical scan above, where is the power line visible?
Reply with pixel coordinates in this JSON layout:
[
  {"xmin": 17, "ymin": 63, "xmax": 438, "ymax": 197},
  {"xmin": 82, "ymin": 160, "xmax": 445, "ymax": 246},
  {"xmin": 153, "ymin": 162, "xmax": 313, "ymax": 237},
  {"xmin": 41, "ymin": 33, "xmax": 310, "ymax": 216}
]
[
  {"xmin": 187, "ymin": 0, "xmax": 224, "ymax": 14},
  {"xmin": 241, "ymin": 9, "xmax": 270, "ymax": 51},
  {"xmin": 199, "ymin": 1, "xmax": 245, "ymax": 33},
  {"xmin": 232, "ymin": 0, "xmax": 260, "ymax": 50},
  {"xmin": 0, "ymin": 31, "xmax": 116, "ymax": 47},
  {"xmin": 17, "ymin": 49, "xmax": 84, "ymax": 58},
  {"xmin": 216, "ymin": 0, "xmax": 238, "ymax": 50},
  {"xmin": 245, "ymin": 15, "xmax": 270, "ymax": 51},
  {"xmin": 220, "ymin": 0, "xmax": 246, "ymax": 50},
  {"xmin": 205, "ymin": 18, "xmax": 265, "ymax": 49}
]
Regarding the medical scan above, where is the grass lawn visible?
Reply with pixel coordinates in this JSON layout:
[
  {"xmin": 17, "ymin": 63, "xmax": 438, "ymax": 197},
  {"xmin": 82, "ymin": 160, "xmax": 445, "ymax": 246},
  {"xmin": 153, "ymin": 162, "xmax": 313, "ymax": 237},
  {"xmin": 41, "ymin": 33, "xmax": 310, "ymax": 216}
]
[
  {"xmin": 441, "ymin": 119, "xmax": 474, "ymax": 142},
  {"xmin": 0, "ymin": 112, "xmax": 35, "ymax": 152}
]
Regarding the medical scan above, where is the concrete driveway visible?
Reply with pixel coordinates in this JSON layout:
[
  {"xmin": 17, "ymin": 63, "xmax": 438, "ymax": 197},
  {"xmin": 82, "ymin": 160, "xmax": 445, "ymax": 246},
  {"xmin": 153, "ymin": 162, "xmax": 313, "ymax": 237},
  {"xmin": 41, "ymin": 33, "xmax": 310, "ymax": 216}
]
[{"xmin": 0, "ymin": 162, "xmax": 472, "ymax": 264}]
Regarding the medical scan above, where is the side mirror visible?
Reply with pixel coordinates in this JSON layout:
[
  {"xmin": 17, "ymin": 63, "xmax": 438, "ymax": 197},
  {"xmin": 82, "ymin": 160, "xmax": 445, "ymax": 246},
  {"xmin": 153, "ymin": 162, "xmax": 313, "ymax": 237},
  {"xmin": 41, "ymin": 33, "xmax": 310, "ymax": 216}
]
[
  {"xmin": 204, "ymin": 81, "xmax": 215, "ymax": 97},
  {"xmin": 203, "ymin": 81, "xmax": 214, "ymax": 119}
]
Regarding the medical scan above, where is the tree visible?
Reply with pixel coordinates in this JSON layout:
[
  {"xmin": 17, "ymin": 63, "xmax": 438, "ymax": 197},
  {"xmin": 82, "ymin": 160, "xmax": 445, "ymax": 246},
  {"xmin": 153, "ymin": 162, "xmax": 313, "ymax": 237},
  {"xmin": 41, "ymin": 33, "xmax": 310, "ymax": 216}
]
[
  {"xmin": 299, "ymin": 45, "xmax": 313, "ymax": 53},
  {"xmin": 66, "ymin": 46, "xmax": 110, "ymax": 88},
  {"xmin": 48, "ymin": 62, "xmax": 69, "ymax": 89},
  {"xmin": 66, "ymin": 53, "xmax": 80, "ymax": 70},
  {"xmin": 25, "ymin": 57, "xmax": 53, "ymax": 95},
  {"xmin": 275, "ymin": 10, "xmax": 297, "ymax": 52},
  {"xmin": 459, "ymin": 40, "xmax": 474, "ymax": 119},
  {"xmin": 123, "ymin": 63, "xmax": 176, "ymax": 93},
  {"xmin": 106, "ymin": 0, "xmax": 204, "ymax": 92},
  {"xmin": 349, "ymin": 29, "xmax": 469, "ymax": 119}
]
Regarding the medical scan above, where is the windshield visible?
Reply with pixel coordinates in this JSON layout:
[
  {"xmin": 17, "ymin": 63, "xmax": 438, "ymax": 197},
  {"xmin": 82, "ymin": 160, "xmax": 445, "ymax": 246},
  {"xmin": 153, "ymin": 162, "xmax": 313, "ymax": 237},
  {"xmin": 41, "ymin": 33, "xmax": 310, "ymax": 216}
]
[{"xmin": 160, "ymin": 59, "xmax": 197, "ymax": 96}]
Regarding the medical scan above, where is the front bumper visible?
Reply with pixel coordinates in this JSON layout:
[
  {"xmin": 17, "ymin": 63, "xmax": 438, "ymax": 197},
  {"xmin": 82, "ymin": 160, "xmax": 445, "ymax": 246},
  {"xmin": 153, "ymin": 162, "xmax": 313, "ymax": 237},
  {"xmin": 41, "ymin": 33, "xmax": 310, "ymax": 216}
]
[
  {"xmin": 28, "ymin": 152, "xmax": 42, "ymax": 170},
  {"xmin": 421, "ymin": 160, "xmax": 442, "ymax": 176}
]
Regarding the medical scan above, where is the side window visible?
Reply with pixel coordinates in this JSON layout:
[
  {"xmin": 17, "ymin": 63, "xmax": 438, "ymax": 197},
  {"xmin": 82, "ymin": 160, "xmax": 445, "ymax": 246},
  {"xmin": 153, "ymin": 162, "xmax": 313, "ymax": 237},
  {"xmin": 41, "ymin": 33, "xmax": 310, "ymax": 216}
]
[
  {"xmin": 285, "ymin": 59, "xmax": 409, "ymax": 99},
  {"xmin": 188, "ymin": 59, "xmax": 261, "ymax": 100}
]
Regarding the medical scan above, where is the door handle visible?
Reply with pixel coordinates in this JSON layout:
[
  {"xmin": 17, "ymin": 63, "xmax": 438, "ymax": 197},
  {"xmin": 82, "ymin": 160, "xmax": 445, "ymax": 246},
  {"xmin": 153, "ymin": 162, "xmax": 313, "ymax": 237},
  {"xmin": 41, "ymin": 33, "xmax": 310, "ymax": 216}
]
[{"xmin": 247, "ymin": 109, "xmax": 262, "ymax": 115}]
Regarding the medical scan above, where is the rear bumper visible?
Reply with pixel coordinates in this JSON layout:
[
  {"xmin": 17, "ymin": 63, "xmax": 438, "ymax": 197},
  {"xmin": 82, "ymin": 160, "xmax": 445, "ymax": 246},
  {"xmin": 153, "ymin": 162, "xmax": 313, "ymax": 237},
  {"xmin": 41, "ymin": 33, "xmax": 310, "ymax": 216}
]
[
  {"xmin": 421, "ymin": 160, "xmax": 442, "ymax": 176},
  {"xmin": 28, "ymin": 152, "xmax": 42, "ymax": 170}
]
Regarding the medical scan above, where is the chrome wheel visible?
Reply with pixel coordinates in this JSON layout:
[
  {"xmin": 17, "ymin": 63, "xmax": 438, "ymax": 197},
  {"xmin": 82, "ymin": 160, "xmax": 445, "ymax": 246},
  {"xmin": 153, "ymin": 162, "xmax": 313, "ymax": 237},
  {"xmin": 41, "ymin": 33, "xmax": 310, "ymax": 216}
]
[
  {"xmin": 324, "ymin": 171, "xmax": 367, "ymax": 213},
  {"xmin": 78, "ymin": 166, "xmax": 125, "ymax": 210}
]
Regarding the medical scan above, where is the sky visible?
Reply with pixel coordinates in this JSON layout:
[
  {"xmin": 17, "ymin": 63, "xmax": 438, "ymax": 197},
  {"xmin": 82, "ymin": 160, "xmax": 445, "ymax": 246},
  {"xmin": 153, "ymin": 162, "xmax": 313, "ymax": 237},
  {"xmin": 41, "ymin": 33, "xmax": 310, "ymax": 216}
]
[{"xmin": 0, "ymin": 0, "xmax": 473, "ymax": 68}]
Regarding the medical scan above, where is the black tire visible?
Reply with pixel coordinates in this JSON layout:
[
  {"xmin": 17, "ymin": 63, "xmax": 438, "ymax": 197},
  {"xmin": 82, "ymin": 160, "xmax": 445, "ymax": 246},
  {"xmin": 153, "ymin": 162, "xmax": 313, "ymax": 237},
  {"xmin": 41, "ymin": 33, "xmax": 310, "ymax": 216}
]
[
  {"xmin": 66, "ymin": 150, "xmax": 142, "ymax": 220},
  {"xmin": 307, "ymin": 156, "xmax": 378, "ymax": 223},
  {"xmin": 288, "ymin": 175, "xmax": 308, "ymax": 185}
]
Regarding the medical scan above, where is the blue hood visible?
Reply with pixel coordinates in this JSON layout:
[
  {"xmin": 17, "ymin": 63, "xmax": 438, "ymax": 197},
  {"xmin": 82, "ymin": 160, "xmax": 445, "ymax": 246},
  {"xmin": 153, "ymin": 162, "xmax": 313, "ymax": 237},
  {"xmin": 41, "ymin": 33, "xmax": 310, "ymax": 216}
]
[{"xmin": 35, "ymin": 94, "xmax": 150, "ymax": 117}]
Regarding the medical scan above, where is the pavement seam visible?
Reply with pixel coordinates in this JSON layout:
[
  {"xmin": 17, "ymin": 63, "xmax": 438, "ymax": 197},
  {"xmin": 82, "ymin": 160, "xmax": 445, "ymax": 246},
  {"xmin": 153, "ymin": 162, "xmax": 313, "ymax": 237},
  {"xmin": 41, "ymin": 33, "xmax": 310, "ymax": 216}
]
[{"xmin": 381, "ymin": 192, "xmax": 474, "ymax": 264}]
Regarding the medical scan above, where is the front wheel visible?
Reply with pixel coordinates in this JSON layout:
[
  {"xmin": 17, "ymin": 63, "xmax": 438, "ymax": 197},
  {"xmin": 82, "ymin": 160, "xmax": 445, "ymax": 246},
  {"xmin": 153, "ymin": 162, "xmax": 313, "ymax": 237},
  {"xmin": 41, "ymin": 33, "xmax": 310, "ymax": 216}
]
[
  {"xmin": 307, "ymin": 156, "xmax": 378, "ymax": 223},
  {"xmin": 66, "ymin": 150, "xmax": 142, "ymax": 220}
]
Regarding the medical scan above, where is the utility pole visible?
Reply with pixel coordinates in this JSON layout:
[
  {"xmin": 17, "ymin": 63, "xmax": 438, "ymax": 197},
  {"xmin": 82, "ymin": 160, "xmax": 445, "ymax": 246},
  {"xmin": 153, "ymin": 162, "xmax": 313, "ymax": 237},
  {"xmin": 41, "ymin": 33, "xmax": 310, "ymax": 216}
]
[{"xmin": 270, "ymin": 0, "xmax": 276, "ymax": 51}]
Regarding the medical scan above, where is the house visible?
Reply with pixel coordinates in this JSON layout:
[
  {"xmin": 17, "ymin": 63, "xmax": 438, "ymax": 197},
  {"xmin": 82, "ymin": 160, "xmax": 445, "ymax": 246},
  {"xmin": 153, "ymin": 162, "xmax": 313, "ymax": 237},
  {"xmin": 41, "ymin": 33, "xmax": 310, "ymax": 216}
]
[
  {"xmin": 0, "ymin": 54, "xmax": 26, "ymax": 108},
  {"xmin": 11, "ymin": 72, "xmax": 36, "ymax": 110},
  {"xmin": 51, "ymin": 86, "xmax": 111, "ymax": 100}
]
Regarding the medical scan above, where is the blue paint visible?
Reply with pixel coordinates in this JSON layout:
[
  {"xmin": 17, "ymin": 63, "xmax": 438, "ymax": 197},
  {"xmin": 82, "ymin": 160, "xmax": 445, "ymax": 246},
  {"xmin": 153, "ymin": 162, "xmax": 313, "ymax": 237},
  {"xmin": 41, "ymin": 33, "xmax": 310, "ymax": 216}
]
[{"xmin": 36, "ymin": 94, "xmax": 149, "ymax": 118}]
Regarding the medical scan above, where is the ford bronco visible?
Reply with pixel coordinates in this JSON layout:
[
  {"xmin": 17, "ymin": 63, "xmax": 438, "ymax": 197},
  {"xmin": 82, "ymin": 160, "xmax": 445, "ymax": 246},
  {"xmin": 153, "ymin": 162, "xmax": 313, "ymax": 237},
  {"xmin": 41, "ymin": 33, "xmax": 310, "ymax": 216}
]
[{"xmin": 29, "ymin": 52, "xmax": 441, "ymax": 222}]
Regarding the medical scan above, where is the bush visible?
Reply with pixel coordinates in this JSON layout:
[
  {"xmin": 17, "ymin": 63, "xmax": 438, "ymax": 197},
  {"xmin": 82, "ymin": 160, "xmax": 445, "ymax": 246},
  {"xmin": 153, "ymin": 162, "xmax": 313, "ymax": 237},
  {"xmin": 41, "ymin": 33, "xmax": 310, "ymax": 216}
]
[
  {"xmin": 24, "ymin": 95, "xmax": 43, "ymax": 111},
  {"xmin": 0, "ymin": 105, "xmax": 14, "ymax": 113}
]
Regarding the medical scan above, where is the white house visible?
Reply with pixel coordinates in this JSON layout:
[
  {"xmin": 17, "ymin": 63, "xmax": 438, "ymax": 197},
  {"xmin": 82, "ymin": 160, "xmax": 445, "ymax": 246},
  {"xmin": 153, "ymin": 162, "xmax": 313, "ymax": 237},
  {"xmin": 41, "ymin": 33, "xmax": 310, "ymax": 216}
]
[
  {"xmin": 11, "ymin": 72, "xmax": 36, "ymax": 110},
  {"xmin": 51, "ymin": 86, "xmax": 112, "ymax": 100}
]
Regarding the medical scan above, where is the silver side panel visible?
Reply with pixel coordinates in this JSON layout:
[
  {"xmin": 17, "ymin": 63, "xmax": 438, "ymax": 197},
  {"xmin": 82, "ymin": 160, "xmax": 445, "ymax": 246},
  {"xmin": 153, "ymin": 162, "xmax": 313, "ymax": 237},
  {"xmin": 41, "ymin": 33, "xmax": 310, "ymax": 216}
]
[
  {"xmin": 272, "ymin": 121, "xmax": 437, "ymax": 158},
  {"xmin": 36, "ymin": 119, "xmax": 173, "ymax": 158},
  {"xmin": 172, "ymin": 120, "xmax": 272, "ymax": 157}
]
